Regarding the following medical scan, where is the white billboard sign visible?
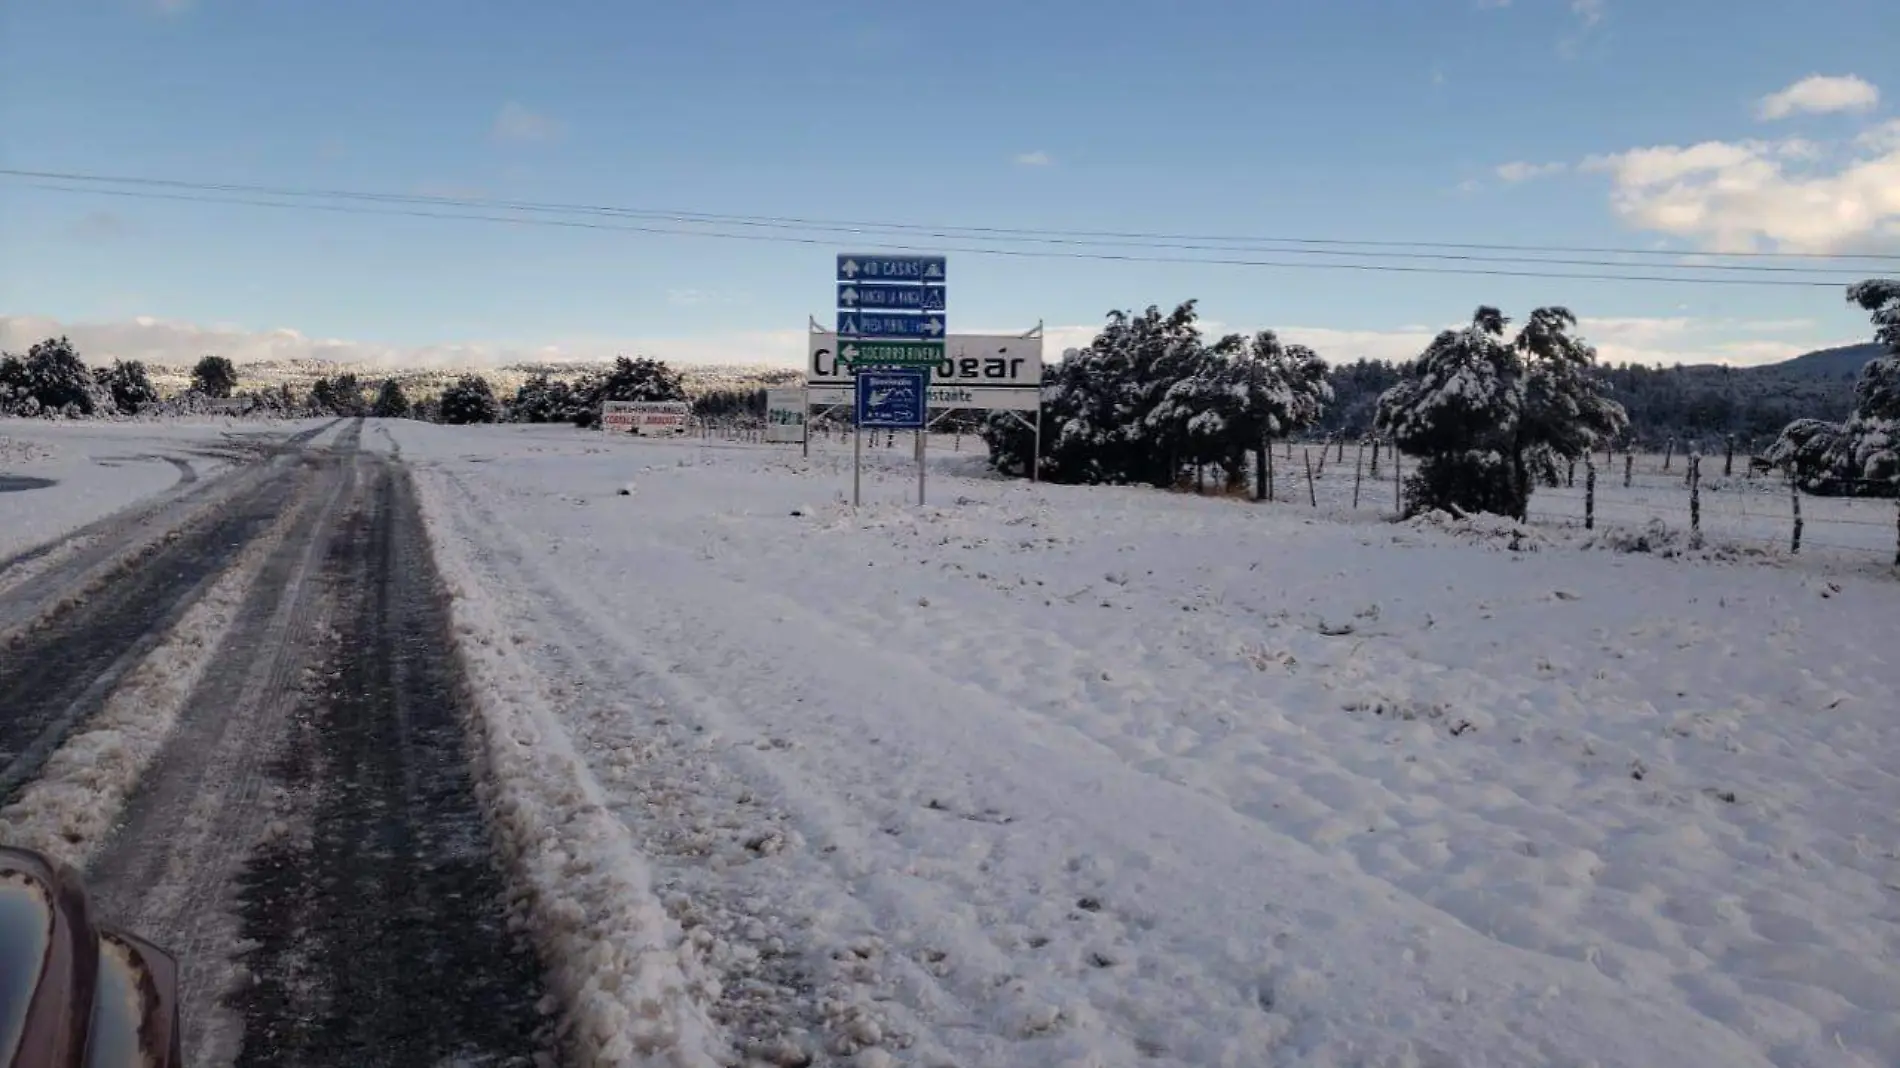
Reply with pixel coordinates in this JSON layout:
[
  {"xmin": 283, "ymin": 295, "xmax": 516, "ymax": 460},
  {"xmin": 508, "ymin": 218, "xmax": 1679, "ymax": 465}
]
[
  {"xmin": 806, "ymin": 331, "xmax": 1042, "ymax": 411},
  {"xmin": 602, "ymin": 400, "xmax": 691, "ymax": 436},
  {"xmin": 765, "ymin": 388, "xmax": 807, "ymax": 443}
]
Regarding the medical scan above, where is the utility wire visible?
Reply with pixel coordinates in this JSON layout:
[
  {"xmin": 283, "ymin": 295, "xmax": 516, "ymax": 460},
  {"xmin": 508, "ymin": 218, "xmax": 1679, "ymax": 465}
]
[
  {"xmin": 0, "ymin": 167, "xmax": 1879, "ymax": 276},
  {"xmin": 7, "ymin": 165, "xmax": 1897, "ymax": 265},
  {"xmin": 0, "ymin": 173, "xmax": 1874, "ymax": 289}
]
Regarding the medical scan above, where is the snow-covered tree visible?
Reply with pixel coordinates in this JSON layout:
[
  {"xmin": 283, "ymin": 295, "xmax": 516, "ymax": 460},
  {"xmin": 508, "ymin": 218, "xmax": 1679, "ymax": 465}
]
[
  {"xmin": 1767, "ymin": 280, "xmax": 1900, "ymax": 494},
  {"xmin": 371, "ymin": 379, "xmax": 412, "ymax": 418},
  {"xmin": 984, "ymin": 304, "xmax": 1333, "ymax": 488},
  {"xmin": 190, "ymin": 355, "xmax": 238, "ymax": 398},
  {"xmin": 439, "ymin": 374, "xmax": 500, "ymax": 425},
  {"xmin": 1377, "ymin": 306, "xmax": 1622, "ymax": 519},
  {"xmin": 1514, "ymin": 307, "xmax": 1629, "ymax": 486},
  {"xmin": 95, "ymin": 359, "xmax": 159, "ymax": 413},
  {"xmin": 509, "ymin": 373, "xmax": 586, "ymax": 423},
  {"xmin": 0, "ymin": 337, "xmax": 110, "ymax": 416},
  {"xmin": 569, "ymin": 356, "xmax": 687, "ymax": 428}
]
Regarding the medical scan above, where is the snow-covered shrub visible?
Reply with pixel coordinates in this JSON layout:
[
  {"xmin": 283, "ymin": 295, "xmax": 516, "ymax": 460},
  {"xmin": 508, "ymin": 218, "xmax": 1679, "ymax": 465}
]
[{"xmin": 0, "ymin": 337, "xmax": 113, "ymax": 417}]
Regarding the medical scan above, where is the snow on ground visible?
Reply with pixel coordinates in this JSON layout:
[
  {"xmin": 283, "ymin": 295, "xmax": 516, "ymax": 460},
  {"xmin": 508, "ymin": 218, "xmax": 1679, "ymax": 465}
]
[
  {"xmin": 0, "ymin": 417, "xmax": 339, "ymax": 560},
  {"xmin": 412, "ymin": 424, "xmax": 1899, "ymax": 1066}
]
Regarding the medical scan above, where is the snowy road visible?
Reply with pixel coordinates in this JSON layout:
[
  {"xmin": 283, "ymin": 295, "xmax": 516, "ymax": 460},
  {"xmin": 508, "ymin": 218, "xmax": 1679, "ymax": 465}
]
[
  {"xmin": 0, "ymin": 418, "xmax": 545, "ymax": 1067},
  {"xmin": 398, "ymin": 423, "xmax": 1900, "ymax": 1068}
]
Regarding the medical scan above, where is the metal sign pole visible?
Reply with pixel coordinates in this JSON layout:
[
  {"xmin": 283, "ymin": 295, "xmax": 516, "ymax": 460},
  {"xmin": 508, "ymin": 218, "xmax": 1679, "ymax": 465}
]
[
  {"xmin": 853, "ymin": 407, "xmax": 863, "ymax": 507},
  {"xmin": 917, "ymin": 423, "xmax": 927, "ymax": 505}
]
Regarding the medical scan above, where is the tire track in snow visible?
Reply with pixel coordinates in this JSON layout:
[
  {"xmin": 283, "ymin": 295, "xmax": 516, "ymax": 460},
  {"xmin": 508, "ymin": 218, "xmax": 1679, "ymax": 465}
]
[{"xmin": 82, "ymin": 418, "xmax": 364, "ymax": 1063}]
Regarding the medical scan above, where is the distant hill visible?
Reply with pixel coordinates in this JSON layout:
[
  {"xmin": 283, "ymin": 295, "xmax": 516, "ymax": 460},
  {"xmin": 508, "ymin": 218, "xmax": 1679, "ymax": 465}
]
[{"xmin": 1753, "ymin": 342, "xmax": 1886, "ymax": 379}]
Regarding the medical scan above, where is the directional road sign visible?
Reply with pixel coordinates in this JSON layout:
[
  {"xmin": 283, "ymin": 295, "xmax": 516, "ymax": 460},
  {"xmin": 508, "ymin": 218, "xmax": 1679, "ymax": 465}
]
[
  {"xmin": 837, "ymin": 312, "xmax": 946, "ymax": 340},
  {"xmin": 836, "ymin": 255, "xmax": 947, "ymax": 283},
  {"xmin": 837, "ymin": 283, "xmax": 947, "ymax": 312},
  {"xmin": 838, "ymin": 340, "xmax": 946, "ymax": 369},
  {"xmin": 855, "ymin": 369, "xmax": 928, "ymax": 430}
]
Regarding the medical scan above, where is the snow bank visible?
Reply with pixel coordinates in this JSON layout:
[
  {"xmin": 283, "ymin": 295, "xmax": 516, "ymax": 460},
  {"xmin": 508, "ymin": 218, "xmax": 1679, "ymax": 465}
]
[
  {"xmin": 0, "ymin": 494, "xmax": 304, "ymax": 867},
  {"xmin": 408, "ymin": 469, "xmax": 728, "ymax": 1068}
]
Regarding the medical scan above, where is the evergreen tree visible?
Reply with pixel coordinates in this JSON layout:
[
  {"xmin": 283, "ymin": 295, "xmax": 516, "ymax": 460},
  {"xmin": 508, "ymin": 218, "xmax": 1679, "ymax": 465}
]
[
  {"xmin": 1376, "ymin": 306, "xmax": 1623, "ymax": 519},
  {"xmin": 190, "ymin": 355, "xmax": 239, "ymax": 398},
  {"xmin": 95, "ymin": 359, "xmax": 160, "ymax": 413},
  {"xmin": 1767, "ymin": 280, "xmax": 1900, "ymax": 494},
  {"xmin": 439, "ymin": 374, "xmax": 500, "ymax": 425},
  {"xmin": 12, "ymin": 337, "xmax": 107, "ymax": 415},
  {"xmin": 572, "ymin": 356, "xmax": 687, "ymax": 428},
  {"xmin": 372, "ymin": 379, "xmax": 412, "ymax": 418}
]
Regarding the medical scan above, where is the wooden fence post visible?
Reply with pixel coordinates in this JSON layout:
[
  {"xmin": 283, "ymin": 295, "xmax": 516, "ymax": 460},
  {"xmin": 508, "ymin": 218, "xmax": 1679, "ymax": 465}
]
[
  {"xmin": 1266, "ymin": 445, "xmax": 1276, "ymax": 502},
  {"xmin": 1689, "ymin": 454, "xmax": 1702, "ymax": 538},
  {"xmin": 1790, "ymin": 477, "xmax": 1804, "ymax": 555},
  {"xmin": 1663, "ymin": 437, "xmax": 1675, "ymax": 472},
  {"xmin": 1352, "ymin": 441, "xmax": 1366, "ymax": 509},
  {"xmin": 1585, "ymin": 458, "xmax": 1596, "ymax": 531},
  {"xmin": 1566, "ymin": 460, "xmax": 1576, "ymax": 489},
  {"xmin": 1724, "ymin": 435, "xmax": 1735, "ymax": 478},
  {"xmin": 1624, "ymin": 453, "xmax": 1634, "ymax": 489},
  {"xmin": 1369, "ymin": 439, "xmax": 1381, "ymax": 479},
  {"xmin": 1303, "ymin": 448, "xmax": 1318, "ymax": 507},
  {"xmin": 1336, "ymin": 437, "xmax": 1345, "ymax": 464}
]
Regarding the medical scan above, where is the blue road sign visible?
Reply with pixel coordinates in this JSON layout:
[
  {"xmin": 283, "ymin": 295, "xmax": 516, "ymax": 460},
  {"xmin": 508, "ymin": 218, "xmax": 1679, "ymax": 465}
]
[
  {"xmin": 837, "ymin": 283, "xmax": 947, "ymax": 312},
  {"xmin": 855, "ymin": 369, "xmax": 928, "ymax": 429},
  {"xmin": 836, "ymin": 255, "xmax": 948, "ymax": 283},
  {"xmin": 837, "ymin": 312, "xmax": 947, "ymax": 340}
]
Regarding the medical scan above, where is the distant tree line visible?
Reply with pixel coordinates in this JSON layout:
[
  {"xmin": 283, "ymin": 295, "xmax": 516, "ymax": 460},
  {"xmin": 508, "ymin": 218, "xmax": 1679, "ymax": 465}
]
[{"xmin": 502, "ymin": 356, "xmax": 687, "ymax": 427}]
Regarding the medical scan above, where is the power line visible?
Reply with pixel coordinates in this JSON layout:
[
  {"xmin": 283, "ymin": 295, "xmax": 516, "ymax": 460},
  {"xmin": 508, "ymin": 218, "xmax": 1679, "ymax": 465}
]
[
  {"xmin": 8, "ymin": 165, "xmax": 1896, "ymax": 265},
  {"xmin": 0, "ymin": 173, "xmax": 1870, "ymax": 289}
]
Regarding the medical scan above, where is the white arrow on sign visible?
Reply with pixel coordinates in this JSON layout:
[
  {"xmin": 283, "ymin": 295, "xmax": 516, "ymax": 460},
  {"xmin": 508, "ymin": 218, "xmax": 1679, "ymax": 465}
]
[
  {"xmin": 840, "ymin": 259, "xmax": 861, "ymax": 278},
  {"xmin": 842, "ymin": 344, "xmax": 860, "ymax": 361},
  {"xmin": 840, "ymin": 287, "xmax": 860, "ymax": 307},
  {"xmin": 922, "ymin": 317, "xmax": 945, "ymax": 337}
]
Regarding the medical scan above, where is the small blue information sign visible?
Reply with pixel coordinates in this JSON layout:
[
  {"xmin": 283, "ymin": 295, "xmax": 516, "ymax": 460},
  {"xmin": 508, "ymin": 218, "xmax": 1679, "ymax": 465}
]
[{"xmin": 854, "ymin": 369, "xmax": 928, "ymax": 430}]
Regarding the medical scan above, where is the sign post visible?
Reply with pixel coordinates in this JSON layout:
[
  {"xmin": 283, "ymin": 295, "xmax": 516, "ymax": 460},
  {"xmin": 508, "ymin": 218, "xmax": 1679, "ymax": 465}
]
[{"xmin": 836, "ymin": 254, "xmax": 946, "ymax": 506}]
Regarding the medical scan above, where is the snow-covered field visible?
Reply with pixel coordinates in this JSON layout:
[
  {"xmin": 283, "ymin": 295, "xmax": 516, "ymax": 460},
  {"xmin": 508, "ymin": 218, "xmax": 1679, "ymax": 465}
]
[
  {"xmin": 0, "ymin": 417, "xmax": 332, "ymax": 560},
  {"xmin": 395, "ymin": 422, "xmax": 1900, "ymax": 1068}
]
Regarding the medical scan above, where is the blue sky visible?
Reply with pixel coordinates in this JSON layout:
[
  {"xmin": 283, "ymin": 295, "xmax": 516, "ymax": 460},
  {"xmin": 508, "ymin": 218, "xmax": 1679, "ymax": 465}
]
[{"xmin": 3, "ymin": 0, "xmax": 1897, "ymax": 368}]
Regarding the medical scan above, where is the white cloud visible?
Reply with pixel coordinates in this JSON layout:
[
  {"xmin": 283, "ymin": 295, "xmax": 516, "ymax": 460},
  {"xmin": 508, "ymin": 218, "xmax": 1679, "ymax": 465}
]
[
  {"xmin": 491, "ymin": 102, "xmax": 564, "ymax": 144},
  {"xmin": 1496, "ymin": 160, "xmax": 1567, "ymax": 182},
  {"xmin": 1579, "ymin": 131, "xmax": 1900, "ymax": 253},
  {"xmin": 0, "ymin": 315, "xmax": 806, "ymax": 370},
  {"xmin": 1756, "ymin": 74, "xmax": 1880, "ymax": 120},
  {"xmin": 1014, "ymin": 150, "xmax": 1053, "ymax": 167},
  {"xmin": 1570, "ymin": 0, "xmax": 1604, "ymax": 26}
]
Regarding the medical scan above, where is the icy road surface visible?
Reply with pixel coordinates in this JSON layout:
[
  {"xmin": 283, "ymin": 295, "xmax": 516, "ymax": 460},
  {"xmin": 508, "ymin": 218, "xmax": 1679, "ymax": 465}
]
[
  {"xmin": 1, "ymin": 418, "xmax": 545, "ymax": 1067},
  {"xmin": 396, "ymin": 423, "xmax": 1900, "ymax": 1068}
]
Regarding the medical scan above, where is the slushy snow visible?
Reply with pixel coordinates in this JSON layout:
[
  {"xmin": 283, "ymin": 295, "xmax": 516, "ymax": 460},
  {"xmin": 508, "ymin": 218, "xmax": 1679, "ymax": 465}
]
[{"xmin": 390, "ymin": 422, "xmax": 1900, "ymax": 1068}]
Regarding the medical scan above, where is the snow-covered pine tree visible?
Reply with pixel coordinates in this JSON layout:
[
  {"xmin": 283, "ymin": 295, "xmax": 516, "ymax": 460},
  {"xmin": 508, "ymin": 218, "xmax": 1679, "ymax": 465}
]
[
  {"xmin": 439, "ymin": 375, "xmax": 501, "ymax": 425},
  {"xmin": 95, "ymin": 359, "xmax": 160, "ymax": 414},
  {"xmin": 1513, "ymin": 307, "xmax": 1628, "ymax": 489},
  {"xmin": 1767, "ymin": 280, "xmax": 1900, "ymax": 495},
  {"xmin": 1375, "ymin": 308, "xmax": 1526, "ymax": 518},
  {"xmin": 372, "ymin": 379, "xmax": 412, "ymax": 418},
  {"xmin": 190, "ymin": 355, "xmax": 238, "ymax": 399}
]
